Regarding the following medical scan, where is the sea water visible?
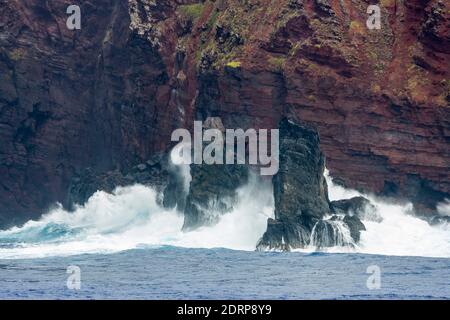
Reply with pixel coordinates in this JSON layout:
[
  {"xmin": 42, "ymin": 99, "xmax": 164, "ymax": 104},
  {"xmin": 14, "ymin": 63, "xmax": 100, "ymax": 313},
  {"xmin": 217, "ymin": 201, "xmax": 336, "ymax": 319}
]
[
  {"xmin": 1, "ymin": 247, "xmax": 449, "ymax": 299},
  {"xmin": 0, "ymin": 170, "xmax": 449, "ymax": 299}
]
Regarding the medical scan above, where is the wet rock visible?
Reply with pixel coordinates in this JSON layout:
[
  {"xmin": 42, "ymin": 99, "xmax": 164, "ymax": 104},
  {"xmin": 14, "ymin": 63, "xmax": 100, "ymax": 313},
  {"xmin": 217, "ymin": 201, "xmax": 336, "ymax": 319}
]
[
  {"xmin": 257, "ymin": 118, "xmax": 368, "ymax": 250},
  {"xmin": 162, "ymin": 165, "xmax": 188, "ymax": 211},
  {"xmin": 257, "ymin": 218, "xmax": 289, "ymax": 251},
  {"xmin": 257, "ymin": 217, "xmax": 312, "ymax": 251},
  {"xmin": 273, "ymin": 118, "xmax": 330, "ymax": 221},
  {"xmin": 258, "ymin": 118, "xmax": 330, "ymax": 250},
  {"xmin": 183, "ymin": 162, "xmax": 248, "ymax": 230},
  {"xmin": 67, "ymin": 154, "xmax": 170, "ymax": 209},
  {"xmin": 331, "ymin": 196, "xmax": 381, "ymax": 222},
  {"xmin": 311, "ymin": 219, "xmax": 353, "ymax": 248},
  {"xmin": 179, "ymin": 116, "xmax": 249, "ymax": 230},
  {"xmin": 146, "ymin": 152, "xmax": 164, "ymax": 167},
  {"xmin": 67, "ymin": 168, "xmax": 129, "ymax": 209},
  {"xmin": 342, "ymin": 215, "xmax": 366, "ymax": 243}
]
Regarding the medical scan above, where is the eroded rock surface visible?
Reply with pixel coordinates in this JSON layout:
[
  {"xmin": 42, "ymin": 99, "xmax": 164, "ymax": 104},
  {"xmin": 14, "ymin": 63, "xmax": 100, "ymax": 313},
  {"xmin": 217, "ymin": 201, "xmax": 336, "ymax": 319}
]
[
  {"xmin": 0, "ymin": 0, "xmax": 448, "ymax": 226},
  {"xmin": 331, "ymin": 196, "xmax": 381, "ymax": 222},
  {"xmin": 257, "ymin": 118, "xmax": 366, "ymax": 251}
]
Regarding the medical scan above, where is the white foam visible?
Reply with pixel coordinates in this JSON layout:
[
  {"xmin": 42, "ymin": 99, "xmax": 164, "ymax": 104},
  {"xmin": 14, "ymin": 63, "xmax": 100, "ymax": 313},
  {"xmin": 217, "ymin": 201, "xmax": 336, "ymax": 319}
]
[
  {"xmin": 0, "ymin": 175, "xmax": 273, "ymax": 259},
  {"xmin": 325, "ymin": 170, "xmax": 450, "ymax": 258},
  {"xmin": 0, "ymin": 168, "xmax": 448, "ymax": 259}
]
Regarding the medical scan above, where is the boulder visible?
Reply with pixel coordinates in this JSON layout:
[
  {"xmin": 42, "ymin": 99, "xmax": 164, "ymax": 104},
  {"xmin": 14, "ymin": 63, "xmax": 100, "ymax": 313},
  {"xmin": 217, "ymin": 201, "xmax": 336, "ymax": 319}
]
[
  {"xmin": 183, "ymin": 162, "xmax": 248, "ymax": 230},
  {"xmin": 257, "ymin": 216, "xmax": 315, "ymax": 251},
  {"xmin": 342, "ymin": 215, "xmax": 366, "ymax": 243},
  {"xmin": 331, "ymin": 196, "xmax": 381, "ymax": 222},
  {"xmin": 310, "ymin": 219, "xmax": 353, "ymax": 248}
]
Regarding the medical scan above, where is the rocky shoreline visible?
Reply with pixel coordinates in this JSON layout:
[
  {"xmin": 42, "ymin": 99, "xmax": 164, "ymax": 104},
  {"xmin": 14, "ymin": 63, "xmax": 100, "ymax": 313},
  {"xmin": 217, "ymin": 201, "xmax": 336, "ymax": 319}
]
[
  {"xmin": 0, "ymin": 0, "xmax": 448, "ymax": 229},
  {"xmin": 67, "ymin": 117, "xmax": 376, "ymax": 250},
  {"xmin": 256, "ymin": 119, "xmax": 367, "ymax": 250}
]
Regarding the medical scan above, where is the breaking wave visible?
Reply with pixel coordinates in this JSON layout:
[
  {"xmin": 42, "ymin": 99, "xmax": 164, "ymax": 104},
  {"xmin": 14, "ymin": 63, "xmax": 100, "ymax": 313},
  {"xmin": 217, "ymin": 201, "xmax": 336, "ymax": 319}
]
[
  {"xmin": 324, "ymin": 171, "xmax": 450, "ymax": 258},
  {"xmin": 0, "ymin": 165, "xmax": 449, "ymax": 259},
  {"xmin": 0, "ymin": 176, "xmax": 274, "ymax": 259}
]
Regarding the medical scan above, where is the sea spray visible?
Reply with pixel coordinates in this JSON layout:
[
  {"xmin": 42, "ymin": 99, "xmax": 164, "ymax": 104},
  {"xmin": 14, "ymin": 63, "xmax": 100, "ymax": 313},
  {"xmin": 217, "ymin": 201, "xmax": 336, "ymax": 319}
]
[
  {"xmin": 0, "ymin": 169, "xmax": 449, "ymax": 259},
  {"xmin": 437, "ymin": 199, "xmax": 450, "ymax": 217},
  {"xmin": 0, "ymin": 174, "xmax": 274, "ymax": 259},
  {"xmin": 325, "ymin": 170, "xmax": 450, "ymax": 257},
  {"xmin": 309, "ymin": 217, "xmax": 354, "ymax": 248}
]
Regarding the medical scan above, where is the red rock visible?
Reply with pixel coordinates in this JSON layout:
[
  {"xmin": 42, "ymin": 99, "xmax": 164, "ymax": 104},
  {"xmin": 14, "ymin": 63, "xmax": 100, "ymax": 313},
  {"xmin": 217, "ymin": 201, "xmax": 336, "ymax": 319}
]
[{"xmin": 0, "ymin": 0, "xmax": 448, "ymax": 224}]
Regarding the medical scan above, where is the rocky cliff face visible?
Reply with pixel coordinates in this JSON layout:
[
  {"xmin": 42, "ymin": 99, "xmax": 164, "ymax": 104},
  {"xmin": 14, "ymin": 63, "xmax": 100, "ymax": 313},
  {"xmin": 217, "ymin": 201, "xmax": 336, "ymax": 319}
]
[
  {"xmin": 0, "ymin": 0, "xmax": 448, "ymax": 225},
  {"xmin": 0, "ymin": 0, "xmax": 185, "ymax": 225}
]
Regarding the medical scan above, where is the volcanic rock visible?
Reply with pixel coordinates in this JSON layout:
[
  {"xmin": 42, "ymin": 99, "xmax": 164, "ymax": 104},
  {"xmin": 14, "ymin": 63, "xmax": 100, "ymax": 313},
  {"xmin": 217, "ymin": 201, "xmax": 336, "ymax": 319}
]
[
  {"xmin": 257, "ymin": 118, "xmax": 366, "ymax": 250},
  {"xmin": 331, "ymin": 196, "xmax": 381, "ymax": 222},
  {"xmin": 0, "ymin": 0, "xmax": 448, "ymax": 226}
]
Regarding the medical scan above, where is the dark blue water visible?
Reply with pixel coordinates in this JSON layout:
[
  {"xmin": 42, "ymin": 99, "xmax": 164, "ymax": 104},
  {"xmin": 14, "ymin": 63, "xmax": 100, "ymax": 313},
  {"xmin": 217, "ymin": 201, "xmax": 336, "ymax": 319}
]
[{"xmin": 0, "ymin": 246, "xmax": 449, "ymax": 299}]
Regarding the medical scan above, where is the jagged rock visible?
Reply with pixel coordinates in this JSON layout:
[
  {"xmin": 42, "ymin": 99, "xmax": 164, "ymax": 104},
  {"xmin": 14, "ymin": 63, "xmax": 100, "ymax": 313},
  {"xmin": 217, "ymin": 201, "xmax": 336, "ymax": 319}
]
[
  {"xmin": 257, "ymin": 217, "xmax": 312, "ymax": 251},
  {"xmin": 257, "ymin": 118, "xmax": 368, "ymax": 250},
  {"xmin": 164, "ymin": 116, "xmax": 248, "ymax": 229},
  {"xmin": 273, "ymin": 118, "xmax": 330, "ymax": 221},
  {"xmin": 162, "ymin": 165, "xmax": 188, "ymax": 211},
  {"xmin": 331, "ymin": 196, "xmax": 381, "ymax": 222},
  {"xmin": 258, "ymin": 118, "xmax": 330, "ymax": 250},
  {"xmin": 342, "ymin": 215, "xmax": 366, "ymax": 243},
  {"xmin": 67, "ymin": 154, "xmax": 170, "ymax": 209},
  {"xmin": 183, "ymin": 162, "xmax": 248, "ymax": 230},
  {"xmin": 257, "ymin": 219, "xmax": 288, "ymax": 251},
  {"xmin": 311, "ymin": 218, "xmax": 353, "ymax": 248},
  {"xmin": 162, "ymin": 116, "xmax": 249, "ymax": 228},
  {"xmin": 67, "ymin": 168, "xmax": 130, "ymax": 209}
]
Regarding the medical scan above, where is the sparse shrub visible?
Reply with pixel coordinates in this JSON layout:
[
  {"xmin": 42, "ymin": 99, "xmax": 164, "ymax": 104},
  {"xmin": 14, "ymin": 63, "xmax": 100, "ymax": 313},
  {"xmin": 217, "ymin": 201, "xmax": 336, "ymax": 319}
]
[{"xmin": 226, "ymin": 61, "xmax": 241, "ymax": 68}]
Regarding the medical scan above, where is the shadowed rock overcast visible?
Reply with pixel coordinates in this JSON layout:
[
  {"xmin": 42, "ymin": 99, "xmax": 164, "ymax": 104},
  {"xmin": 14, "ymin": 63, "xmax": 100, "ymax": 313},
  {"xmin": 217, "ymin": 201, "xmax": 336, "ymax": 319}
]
[{"xmin": 0, "ymin": 0, "xmax": 449, "ymax": 226}]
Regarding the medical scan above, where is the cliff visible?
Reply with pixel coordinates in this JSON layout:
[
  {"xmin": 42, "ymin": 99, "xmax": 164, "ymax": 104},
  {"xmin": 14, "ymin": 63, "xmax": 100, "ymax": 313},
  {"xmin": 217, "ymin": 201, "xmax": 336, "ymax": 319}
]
[{"xmin": 0, "ymin": 0, "xmax": 449, "ymax": 225}]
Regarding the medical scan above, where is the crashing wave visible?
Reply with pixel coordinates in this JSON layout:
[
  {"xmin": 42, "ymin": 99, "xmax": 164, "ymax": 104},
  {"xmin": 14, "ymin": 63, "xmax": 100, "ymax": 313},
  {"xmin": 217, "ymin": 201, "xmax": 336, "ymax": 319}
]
[{"xmin": 0, "ymin": 168, "xmax": 449, "ymax": 259}]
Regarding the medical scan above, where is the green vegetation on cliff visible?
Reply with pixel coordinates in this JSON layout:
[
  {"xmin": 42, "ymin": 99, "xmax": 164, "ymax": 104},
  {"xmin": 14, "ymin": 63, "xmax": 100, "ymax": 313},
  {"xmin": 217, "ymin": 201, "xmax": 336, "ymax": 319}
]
[{"xmin": 178, "ymin": 3, "xmax": 204, "ymax": 20}]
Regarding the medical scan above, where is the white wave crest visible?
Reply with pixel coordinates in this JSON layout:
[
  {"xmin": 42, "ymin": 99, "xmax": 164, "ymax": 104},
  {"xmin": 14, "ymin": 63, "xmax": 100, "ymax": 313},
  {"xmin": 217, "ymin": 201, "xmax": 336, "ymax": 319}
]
[{"xmin": 0, "ymin": 167, "xmax": 449, "ymax": 259}]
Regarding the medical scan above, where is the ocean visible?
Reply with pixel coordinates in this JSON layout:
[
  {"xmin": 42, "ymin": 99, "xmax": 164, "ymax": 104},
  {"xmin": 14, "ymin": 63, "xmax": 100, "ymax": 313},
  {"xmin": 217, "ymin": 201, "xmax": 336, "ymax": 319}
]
[{"xmin": 0, "ymin": 247, "xmax": 449, "ymax": 299}]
